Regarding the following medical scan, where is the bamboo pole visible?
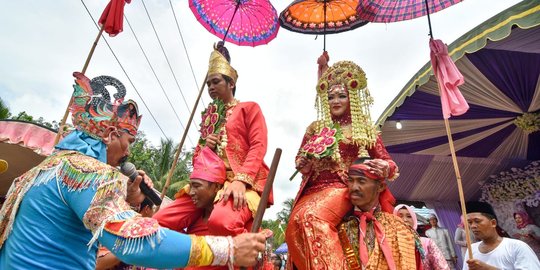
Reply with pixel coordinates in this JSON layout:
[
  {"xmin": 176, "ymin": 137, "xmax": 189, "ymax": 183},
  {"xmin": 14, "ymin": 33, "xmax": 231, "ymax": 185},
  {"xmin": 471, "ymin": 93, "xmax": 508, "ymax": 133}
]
[
  {"xmin": 156, "ymin": 73, "xmax": 208, "ymax": 210},
  {"xmin": 431, "ymin": 38, "xmax": 473, "ymax": 259},
  {"xmin": 53, "ymin": 26, "xmax": 106, "ymax": 145},
  {"xmin": 443, "ymin": 117, "xmax": 474, "ymax": 260}
]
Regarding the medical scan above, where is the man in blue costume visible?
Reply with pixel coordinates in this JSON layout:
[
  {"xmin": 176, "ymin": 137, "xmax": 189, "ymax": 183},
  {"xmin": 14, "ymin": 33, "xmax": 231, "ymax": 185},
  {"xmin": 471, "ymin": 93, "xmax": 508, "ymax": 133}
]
[{"xmin": 0, "ymin": 72, "xmax": 265, "ymax": 269}]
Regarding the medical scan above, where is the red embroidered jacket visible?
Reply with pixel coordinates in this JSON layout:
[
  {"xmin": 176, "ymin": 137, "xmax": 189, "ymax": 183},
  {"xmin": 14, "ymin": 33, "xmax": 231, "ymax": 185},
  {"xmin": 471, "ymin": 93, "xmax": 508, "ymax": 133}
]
[{"xmin": 195, "ymin": 101, "xmax": 272, "ymax": 204}]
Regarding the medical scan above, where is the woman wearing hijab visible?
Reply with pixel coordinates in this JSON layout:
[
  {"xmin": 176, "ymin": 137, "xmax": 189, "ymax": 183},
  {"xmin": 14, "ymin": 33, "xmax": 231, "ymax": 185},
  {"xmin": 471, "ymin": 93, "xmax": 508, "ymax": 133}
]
[
  {"xmin": 454, "ymin": 215, "xmax": 477, "ymax": 258},
  {"xmin": 394, "ymin": 204, "xmax": 450, "ymax": 270},
  {"xmin": 512, "ymin": 212, "xmax": 540, "ymax": 258}
]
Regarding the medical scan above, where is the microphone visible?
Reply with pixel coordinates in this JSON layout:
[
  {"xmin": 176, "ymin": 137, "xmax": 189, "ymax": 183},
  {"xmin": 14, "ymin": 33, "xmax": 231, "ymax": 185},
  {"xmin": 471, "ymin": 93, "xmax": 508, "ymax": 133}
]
[{"xmin": 120, "ymin": 162, "xmax": 162, "ymax": 206}]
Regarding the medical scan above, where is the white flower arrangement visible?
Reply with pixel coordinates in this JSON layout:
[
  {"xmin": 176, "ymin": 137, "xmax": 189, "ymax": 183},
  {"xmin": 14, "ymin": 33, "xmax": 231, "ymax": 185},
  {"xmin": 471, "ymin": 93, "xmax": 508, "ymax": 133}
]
[{"xmin": 480, "ymin": 160, "xmax": 540, "ymax": 207}]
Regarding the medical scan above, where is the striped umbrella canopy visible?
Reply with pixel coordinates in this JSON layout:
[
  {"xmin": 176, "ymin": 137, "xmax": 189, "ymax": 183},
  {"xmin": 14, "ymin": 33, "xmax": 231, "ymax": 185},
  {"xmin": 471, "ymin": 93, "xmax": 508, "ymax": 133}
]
[
  {"xmin": 357, "ymin": 0, "xmax": 462, "ymax": 23},
  {"xmin": 376, "ymin": 1, "xmax": 540, "ymax": 202}
]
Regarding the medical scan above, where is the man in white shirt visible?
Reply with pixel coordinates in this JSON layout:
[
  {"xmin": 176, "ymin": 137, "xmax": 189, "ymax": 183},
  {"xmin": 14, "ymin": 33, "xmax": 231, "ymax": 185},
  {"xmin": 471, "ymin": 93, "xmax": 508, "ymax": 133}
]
[
  {"xmin": 426, "ymin": 215, "xmax": 458, "ymax": 269},
  {"xmin": 463, "ymin": 202, "xmax": 540, "ymax": 270}
]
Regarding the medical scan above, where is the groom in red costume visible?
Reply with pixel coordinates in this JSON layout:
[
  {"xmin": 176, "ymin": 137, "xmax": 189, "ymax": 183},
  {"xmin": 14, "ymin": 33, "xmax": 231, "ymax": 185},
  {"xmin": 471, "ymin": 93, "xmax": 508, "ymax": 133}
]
[
  {"xmin": 155, "ymin": 42, "xmax": 270, "ymax": 239},
  {"xmin": 157, "ymin": 147, "xmax": 232, "ymax": 270}
]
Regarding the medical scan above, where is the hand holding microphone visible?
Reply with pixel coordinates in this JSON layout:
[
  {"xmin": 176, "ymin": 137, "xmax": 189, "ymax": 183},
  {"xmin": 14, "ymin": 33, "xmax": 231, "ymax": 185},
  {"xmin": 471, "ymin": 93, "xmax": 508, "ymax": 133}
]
[{"xmin": 120, "ymin": 162, "xmax": 162, "ymax": 206}]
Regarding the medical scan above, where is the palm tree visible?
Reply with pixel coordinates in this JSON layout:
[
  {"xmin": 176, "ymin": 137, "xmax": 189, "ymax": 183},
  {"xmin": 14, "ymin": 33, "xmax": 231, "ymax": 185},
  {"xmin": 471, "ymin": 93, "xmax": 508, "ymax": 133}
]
[
  {"xmin": 262, "ymin": 198, "xmax": 295, "ymax": 249},
  {"xmin": 129, "ymin": 134, "xmax": 193, "ymax": 199},
  {"xmin": 277, "ymin": 198, "xmax": 294, "ymax": 224},
  {"xmin": 149, "ymin": 138, "xmax": 193, "ymax": 198},
  {"xmin": 0, "ymin": 98, "xmax": 11, "ymax": 119}
]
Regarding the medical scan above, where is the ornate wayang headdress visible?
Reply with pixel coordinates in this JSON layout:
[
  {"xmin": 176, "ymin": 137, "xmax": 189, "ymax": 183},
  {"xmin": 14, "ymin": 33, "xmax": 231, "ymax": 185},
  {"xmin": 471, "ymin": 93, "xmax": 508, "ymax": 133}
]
[
  {"xmin": 190, "ymin": 147, "xmax": 226, "ymax": 184},
  {"xmin": 70, "ymin": 72, "xmax": 142, "ymax": 140},
  {"xmin": 316, "ymin": 61, "xmax": 377, "ymax": 153},
  {"xmin": 207, "ymin": 42, "xmax": 238, "ymax": 83}
]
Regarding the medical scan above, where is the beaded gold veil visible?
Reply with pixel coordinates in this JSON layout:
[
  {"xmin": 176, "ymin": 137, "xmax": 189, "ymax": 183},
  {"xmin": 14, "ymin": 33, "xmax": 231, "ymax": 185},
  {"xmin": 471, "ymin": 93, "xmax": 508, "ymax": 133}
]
[{"xmin": 316, "ymin": 61, "xmax": 377, "ymax": 154}]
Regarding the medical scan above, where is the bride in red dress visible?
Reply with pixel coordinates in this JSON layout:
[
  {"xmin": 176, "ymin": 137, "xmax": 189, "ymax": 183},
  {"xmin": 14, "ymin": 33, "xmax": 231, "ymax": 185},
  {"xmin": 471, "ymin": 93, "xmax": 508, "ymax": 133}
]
[{"xmin": 285, "ymin": 55, "xmax": 399, "ymax": 270}]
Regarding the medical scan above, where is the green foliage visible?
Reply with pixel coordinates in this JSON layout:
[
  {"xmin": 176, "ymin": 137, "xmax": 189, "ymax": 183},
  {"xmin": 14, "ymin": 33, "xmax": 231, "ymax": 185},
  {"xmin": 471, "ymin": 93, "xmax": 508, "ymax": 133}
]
[
  {"xmin": 277, "ymin": 198, "xmax": 294, "ymax": 224},
  {"xmin": 0, "ymin": 98, "xmax": 11, "ymax": 119},
  {"xmin": 262, "ymin": 198, "xmax": 294, "ymax": 249},
  {"xmin": 12, "ymin": 111, "xmax": 33, "ymax": 122},
  {"xmin": 129, "ymin": 133, "xmax": 156, "ymax": 173},
  {"xmin": 262, "ymin": 219, "xmax": 286, "ymax": 249},
  {"xmin": 35, "ymin": 117, "xmax": 59, "ymax": 129},
  {"xmin": 129, "ymin": 133, "xmax": 193, "ymax": 199},
  {"xmin": 1, "ymin": 103, "xmax": 59, "ymax": 130}
]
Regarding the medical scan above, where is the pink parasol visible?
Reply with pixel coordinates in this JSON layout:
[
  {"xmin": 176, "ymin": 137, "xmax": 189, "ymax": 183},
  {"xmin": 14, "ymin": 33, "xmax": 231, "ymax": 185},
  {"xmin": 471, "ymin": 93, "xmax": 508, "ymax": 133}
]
[
  {"xmin": 429, "ymin": 39, "xmax": 473, "ymax": 260},
  {"xmin": 189, "ymin": 0, "xmax": 280, "ymax": 46}
]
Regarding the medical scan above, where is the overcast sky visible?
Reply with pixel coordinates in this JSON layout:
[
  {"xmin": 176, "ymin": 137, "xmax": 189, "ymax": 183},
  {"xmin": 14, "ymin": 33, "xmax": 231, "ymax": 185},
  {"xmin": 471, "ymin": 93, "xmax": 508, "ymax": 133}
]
[{"xmin": 0, "ymin": 0, "xmax": 522, "ymax": 219}]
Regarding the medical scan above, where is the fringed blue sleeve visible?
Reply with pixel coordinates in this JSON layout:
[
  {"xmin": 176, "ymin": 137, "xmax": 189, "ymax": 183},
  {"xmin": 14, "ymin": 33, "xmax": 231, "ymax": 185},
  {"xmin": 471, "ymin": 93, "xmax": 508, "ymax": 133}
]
[
  {"xmin": 99, "ymin": 227, "xmax": 192, "ymax": 268},
  {"xmin": 63, "ymin": 172, "xmax": 194, "ymax": 268}
]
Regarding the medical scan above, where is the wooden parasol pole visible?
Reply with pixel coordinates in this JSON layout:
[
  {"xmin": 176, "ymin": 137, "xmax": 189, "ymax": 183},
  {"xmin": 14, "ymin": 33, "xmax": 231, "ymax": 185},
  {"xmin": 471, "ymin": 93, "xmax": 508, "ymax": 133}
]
[
  {"xmin": 323, "ymin": 0, "xmax": 327, "ymax": 52},
  {"xmin": 156, "ymin": 73, "xmax": 208, "ymax": 211},
  {"xmin": 250, "ymin": 148, "xmax": 282, "ymax": 233},
  {"xmin": 240, "ymin": 148, "xmax": 282, "ymax": 270},
  {"xmin": 53, "ymin": 25, "xmax": 106, "ymax": 145},
  {"xmin": 424, "ymin": 0, "xmax": 435, "ymax": 38},
  {"xmin": 443, "ymin": 118, "xmax": 474, "ymax": 260},
  {"xmin": 426, "ymin": 3, "xmax": 471, "ymax": 256},
  {"xmin": 222, "ymin": 1, "xmax": 241, "ymax": 44}
]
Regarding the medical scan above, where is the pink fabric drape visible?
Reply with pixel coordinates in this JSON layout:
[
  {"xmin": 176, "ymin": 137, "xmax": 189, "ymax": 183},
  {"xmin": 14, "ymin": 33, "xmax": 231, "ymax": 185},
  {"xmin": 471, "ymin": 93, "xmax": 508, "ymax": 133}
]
[
  {"xmin": 317, "ymin": 51, "xmax": 330, "ymax": 80},
  {"xmin": 430, "ymin": 39, "xmax": 469, "ymax": 119}
]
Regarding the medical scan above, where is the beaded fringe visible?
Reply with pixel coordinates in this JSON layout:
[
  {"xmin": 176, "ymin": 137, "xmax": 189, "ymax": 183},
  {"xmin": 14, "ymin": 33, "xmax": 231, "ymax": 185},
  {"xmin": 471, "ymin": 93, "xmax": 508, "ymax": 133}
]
[{"xmin": 0, "ymin": 152, "xmax": 161, "ymax": 255}]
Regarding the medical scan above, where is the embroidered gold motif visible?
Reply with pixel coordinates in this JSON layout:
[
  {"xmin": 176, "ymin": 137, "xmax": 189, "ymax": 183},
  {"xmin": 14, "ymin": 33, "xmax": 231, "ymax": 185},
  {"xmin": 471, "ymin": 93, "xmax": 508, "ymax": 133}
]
[
  {"xmin": 338, "ymin": 212, "xmax": 419, "ymax": 270},
  {"xmin": 234, "ymin": 172, "xmax": 254, "ymax": 187}
]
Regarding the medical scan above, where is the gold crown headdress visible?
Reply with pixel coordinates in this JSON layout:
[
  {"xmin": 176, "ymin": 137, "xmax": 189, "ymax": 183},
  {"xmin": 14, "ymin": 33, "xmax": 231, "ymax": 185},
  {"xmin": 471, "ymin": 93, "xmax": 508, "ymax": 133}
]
[
  {"xmin": 207, "ymin": 43, "xmax": 238, "ymax": 83},
  {"xmin": 316, "ymin": 61, "xmax": 377, "ymax": 150},
  {"xmin": 70, "ymin": 72, "xmax": 142, "ymax": 140}
]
